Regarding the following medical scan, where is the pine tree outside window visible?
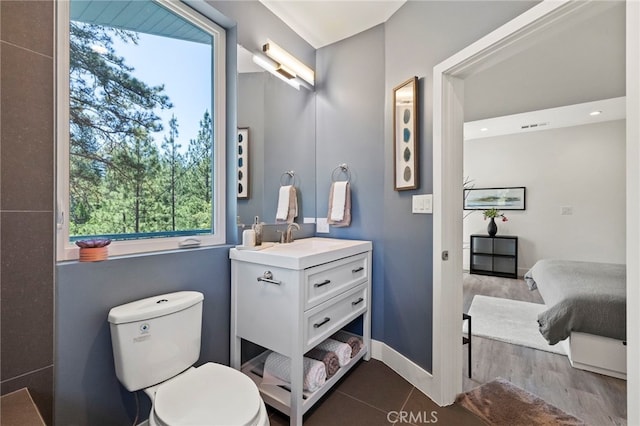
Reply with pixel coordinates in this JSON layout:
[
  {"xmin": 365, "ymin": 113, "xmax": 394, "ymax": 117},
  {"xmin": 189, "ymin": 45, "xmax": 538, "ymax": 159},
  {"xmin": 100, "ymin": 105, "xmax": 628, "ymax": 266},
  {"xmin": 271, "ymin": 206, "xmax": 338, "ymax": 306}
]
[{"xmin": 56, "ymin": 0, "xmax": 226, "ymax": 260}]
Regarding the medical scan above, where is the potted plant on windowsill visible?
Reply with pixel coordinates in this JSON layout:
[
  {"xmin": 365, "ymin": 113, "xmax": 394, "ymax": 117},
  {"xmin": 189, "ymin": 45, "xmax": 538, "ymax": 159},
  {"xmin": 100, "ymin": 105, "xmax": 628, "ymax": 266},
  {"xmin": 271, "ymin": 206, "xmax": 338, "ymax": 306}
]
[
  {"xmin": 482, "ymin": 208, "xmax": 508, "ymax": 237},
  {"xmin": 76, "ymin": 238, "xmax": 111, "ymax": 262}
]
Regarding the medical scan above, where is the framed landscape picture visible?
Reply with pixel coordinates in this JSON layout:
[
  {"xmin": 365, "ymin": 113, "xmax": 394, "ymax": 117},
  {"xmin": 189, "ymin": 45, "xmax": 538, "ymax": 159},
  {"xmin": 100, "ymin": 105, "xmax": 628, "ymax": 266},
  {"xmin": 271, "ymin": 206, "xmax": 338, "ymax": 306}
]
[{"xmin": 464, "ymin": 186, "xmax": 526, "ymax": 210}]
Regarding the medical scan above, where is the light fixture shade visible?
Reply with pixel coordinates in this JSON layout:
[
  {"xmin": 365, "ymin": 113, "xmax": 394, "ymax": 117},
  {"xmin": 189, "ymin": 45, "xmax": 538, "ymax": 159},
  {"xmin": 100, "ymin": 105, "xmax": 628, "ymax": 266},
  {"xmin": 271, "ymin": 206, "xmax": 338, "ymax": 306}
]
[
  {"xmin": 252, "ymin": 54, "xmax": 300, "ymax": 90},
  {"xmin": 263, "ymin": 39, "xmax": 315, "ymax": 86}
]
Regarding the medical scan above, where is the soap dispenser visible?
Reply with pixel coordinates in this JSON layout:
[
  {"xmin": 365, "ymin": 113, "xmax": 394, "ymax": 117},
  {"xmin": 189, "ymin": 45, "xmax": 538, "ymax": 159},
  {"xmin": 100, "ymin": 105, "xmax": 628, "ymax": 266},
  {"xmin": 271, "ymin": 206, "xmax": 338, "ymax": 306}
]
[{"xmin": 252, "ymin": 216, "xmax": 263, "ymax": 246}]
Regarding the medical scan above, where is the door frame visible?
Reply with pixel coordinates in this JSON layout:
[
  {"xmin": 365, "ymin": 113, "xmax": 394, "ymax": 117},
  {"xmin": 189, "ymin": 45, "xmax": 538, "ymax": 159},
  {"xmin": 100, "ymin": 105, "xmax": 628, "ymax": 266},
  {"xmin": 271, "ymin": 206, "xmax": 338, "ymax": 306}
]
[{"xmin": 431, "ymin": 2, "xmax": 639, "ymax": 425}]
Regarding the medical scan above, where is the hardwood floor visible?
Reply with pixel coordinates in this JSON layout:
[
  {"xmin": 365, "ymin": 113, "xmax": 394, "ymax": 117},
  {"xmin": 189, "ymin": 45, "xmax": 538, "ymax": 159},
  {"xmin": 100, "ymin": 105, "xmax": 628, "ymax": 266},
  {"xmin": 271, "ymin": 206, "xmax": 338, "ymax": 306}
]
[{"xmin": 462, "ymin": 273, "xmax": 627, "ymax": 425}]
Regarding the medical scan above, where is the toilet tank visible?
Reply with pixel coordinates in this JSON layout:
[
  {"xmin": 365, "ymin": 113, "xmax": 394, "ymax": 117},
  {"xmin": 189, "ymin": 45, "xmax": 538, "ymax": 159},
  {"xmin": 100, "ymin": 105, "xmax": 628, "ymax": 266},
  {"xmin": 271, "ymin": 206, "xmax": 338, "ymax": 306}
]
[{"xmin": 108, "ymin": 291, "xmax": 204, "ymax": 391}]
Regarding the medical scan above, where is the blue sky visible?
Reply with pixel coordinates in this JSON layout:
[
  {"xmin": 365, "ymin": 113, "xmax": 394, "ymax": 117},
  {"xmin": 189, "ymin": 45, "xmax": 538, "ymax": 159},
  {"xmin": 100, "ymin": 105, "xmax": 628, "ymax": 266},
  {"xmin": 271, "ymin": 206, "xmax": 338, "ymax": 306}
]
[{"xmin": 112, "ymin": 32, "xmax": 212, "ymax": 153}]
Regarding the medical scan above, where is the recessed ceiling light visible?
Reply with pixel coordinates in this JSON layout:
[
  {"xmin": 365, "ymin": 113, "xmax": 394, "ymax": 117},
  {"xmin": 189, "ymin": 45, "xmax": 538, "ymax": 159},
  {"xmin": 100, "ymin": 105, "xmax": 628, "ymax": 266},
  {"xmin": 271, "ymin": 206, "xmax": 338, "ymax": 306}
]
[
  {"xmin": 480, "ymin": 127, "xmax": 489, "ymax": 132},
  {"xmin": 589, "ymin": 110, "xmax": 602, "ymax": 116}
]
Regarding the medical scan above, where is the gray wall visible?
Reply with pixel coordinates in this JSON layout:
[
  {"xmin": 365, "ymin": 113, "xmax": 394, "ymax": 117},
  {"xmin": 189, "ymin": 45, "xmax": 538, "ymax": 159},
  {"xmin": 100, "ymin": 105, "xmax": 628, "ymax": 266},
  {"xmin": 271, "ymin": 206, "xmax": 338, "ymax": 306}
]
[
  {"xmin": 316, "ymin": 25, "xmax": 386, "ymax": 339},
  {"xmin": 55, "ymin": 247, "xmax": 232, "ymax": 426},
  {"xmin": 0, "ymin": 1, "xmax": 55, "ymax": 423},
  {"xmin": 381, "ymin": 0, "xmax": 538, "ymax": 370}
]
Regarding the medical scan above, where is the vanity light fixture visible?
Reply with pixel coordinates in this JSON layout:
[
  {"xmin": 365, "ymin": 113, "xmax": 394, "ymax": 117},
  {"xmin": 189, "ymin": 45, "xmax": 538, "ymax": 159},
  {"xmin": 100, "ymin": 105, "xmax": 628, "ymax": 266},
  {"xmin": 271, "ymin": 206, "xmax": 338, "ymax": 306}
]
[
  {"xmin": 252, "ymin": 54, "xmax": 301, "ymax": 90},
  {"xmin": 263, "ymin": 39, "xmax": 315, "ymax": 87}
]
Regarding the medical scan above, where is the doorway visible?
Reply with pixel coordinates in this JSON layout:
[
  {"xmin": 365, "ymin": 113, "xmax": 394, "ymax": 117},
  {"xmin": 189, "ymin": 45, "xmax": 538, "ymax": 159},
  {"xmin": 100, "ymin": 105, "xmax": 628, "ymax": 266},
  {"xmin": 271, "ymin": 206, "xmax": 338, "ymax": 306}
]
[{"xmin": 431, "ymin": 2, "xmax": 639, "ymax": 425}]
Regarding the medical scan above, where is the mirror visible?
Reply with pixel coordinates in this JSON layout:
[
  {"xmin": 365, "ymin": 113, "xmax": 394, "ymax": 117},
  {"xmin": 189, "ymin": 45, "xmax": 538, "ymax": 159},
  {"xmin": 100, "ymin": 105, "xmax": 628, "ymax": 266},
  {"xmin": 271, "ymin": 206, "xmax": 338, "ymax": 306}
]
[{"xmin": 236, "ymin": 45, "xmax": 316, "ymax": 227}]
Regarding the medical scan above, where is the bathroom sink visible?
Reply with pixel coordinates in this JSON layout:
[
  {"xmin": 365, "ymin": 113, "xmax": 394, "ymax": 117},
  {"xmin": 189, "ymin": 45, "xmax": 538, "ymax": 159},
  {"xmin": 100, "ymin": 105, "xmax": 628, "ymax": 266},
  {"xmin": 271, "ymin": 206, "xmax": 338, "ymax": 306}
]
[{"xmin": 229, "ymin": 237, "xmax": 372, "ymax": 269}]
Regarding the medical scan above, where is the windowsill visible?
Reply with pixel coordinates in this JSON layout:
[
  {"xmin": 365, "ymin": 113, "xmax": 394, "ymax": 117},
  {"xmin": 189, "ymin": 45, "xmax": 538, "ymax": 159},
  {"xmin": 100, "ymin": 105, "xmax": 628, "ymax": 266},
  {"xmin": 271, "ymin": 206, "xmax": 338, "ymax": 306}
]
[{"xmin": 56, "ymin": 243, "xmax": 235, "ymax": 265}]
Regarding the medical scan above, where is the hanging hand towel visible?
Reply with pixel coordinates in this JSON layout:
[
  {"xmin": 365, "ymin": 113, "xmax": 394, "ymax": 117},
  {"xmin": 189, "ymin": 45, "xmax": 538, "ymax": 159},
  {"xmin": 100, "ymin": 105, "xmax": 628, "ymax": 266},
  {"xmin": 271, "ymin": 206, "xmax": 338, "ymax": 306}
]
[
  {"xmin": 276, "ymin": 185, "xmax": 291, "ymax": 221},
  {"xmin": 327, "ymin": 181, "xmax": 351, "ymax": 227},
  {"xmin": 276, "ymin": 185, "xmax": 298, "ymax": 224}
]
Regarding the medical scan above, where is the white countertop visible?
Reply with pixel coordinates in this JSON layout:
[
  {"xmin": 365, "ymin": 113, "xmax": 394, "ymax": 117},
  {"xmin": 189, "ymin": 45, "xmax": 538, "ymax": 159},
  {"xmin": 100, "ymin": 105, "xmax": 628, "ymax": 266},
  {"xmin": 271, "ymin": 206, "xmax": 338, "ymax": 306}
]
[{"xmin": 229, "ymin": 237, "xmax": 372, "ymax": 269}]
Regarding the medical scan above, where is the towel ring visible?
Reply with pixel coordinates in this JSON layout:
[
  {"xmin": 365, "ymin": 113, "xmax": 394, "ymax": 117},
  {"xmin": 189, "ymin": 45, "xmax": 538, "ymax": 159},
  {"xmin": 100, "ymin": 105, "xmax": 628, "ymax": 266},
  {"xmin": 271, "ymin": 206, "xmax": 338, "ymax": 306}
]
[
  {"xmin": 331, "ymin": 164, "xmax": 351, "ymax": 183},
  {"xmin": 280, "ymin": 171, "xmax": 296, "ymax": 186}
]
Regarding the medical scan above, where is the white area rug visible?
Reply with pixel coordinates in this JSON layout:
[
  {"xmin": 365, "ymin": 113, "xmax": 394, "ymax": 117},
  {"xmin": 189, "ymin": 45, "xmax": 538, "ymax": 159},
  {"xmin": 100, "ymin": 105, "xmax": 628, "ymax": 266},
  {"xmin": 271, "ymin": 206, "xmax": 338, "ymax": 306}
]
[{"xmin": 464, "ymin": 295, "xmax": 566, "ymax": 355}]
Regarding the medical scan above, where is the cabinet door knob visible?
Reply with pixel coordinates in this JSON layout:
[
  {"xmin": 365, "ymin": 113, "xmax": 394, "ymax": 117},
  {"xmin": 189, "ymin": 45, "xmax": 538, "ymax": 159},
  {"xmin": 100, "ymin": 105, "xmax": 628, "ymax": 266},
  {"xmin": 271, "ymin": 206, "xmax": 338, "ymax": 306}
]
[
  {"xmin": 313, "ymin": 317, "xmax": 331, "ymax": 328},
  {"xmin": 351, "ymin": 297, "xmax": 364, "ymax": 306},
  {"xmin": 352, "ymin": 266, "xmax": 364, "ymax": 273},
  {"xmin": 313, "ymin": 279, "xmax": 331, "ymax": 288}
]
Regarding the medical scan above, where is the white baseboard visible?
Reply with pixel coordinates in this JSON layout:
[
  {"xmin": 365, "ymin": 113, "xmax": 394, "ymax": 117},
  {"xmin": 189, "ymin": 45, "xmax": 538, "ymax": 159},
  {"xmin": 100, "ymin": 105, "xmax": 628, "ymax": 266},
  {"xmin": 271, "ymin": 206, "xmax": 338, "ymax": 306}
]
[{"xmin": 371, "ymin": 339, "xmax": 437, "ymax": 402}]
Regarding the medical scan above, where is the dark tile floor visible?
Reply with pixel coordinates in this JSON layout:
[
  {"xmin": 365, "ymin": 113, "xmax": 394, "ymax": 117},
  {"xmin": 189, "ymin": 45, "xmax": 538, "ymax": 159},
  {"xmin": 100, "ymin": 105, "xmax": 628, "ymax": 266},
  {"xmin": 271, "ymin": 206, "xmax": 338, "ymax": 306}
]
[{"xmin": 267, "ymin": 359, "xmax": 484, "ymax": 426}]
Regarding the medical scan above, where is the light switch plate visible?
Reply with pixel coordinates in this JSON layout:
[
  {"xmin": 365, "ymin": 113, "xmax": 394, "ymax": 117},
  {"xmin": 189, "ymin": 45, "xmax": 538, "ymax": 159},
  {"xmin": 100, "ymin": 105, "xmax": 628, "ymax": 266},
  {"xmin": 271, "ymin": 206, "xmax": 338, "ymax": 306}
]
[
  {"xmin": 412, "ymin": 194, "xmax": 433, "ymax": 214},
  {"xmin": 316, "ymin": 218, "xmax": 330, "ymax": 233}
]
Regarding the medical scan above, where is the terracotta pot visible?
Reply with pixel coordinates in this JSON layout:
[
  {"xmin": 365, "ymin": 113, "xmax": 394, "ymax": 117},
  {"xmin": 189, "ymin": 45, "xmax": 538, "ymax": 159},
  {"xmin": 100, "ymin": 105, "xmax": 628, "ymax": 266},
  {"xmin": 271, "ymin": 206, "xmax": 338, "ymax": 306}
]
[{"xmin": 79, "ymin": 246, "xmax": 108, "ymax": 262}]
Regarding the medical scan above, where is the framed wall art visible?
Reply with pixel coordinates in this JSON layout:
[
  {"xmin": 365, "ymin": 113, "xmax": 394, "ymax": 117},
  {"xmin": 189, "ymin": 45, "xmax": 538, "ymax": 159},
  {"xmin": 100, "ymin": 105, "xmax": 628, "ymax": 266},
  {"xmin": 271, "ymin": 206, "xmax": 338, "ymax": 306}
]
[
  {"xmin": 237, "ymin": 127, "xmax": 249, "ymax": 199},
  {"xmin": 463, "ymin": 186, "xmax": 526, "ymax": 210},
  {"xmin": 393, "ymin": 76, "xmax": 419, "ymax": 191}
]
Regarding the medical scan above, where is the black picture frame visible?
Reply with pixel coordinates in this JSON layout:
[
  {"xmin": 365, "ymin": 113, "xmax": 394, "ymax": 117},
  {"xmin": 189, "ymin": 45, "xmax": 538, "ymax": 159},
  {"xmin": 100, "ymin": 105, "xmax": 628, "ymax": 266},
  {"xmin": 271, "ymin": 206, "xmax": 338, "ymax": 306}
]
[{"xmin": 463, "ymin": 186, "xmax": 526, "ymax": 210}]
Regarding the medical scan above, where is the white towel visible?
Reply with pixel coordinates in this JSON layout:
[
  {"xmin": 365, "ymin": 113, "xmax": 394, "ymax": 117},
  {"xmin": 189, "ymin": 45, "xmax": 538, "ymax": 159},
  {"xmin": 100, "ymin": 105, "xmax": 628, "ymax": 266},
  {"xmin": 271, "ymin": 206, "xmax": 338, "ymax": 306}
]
[
  {"xmin": 329, "ymin": 182, "xmax": 348, "ymax": 221},
  {"xmin": 316, "ymin": 338, "xmax": 351, "ymax": 367},
  {"xmin": 276, "ymin": 185, "xmax": 292, "ymax": 221},
  {"xmin": 263, "ymin": 351, "xmax": 326, "ymax": 392}
]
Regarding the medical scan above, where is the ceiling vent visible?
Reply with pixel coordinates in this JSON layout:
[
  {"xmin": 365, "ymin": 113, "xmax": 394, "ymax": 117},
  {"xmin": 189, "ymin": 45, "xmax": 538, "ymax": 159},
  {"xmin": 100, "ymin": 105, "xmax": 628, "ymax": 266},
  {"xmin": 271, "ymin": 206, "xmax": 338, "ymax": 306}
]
[{"xmin": 521, "ymin": 121, "xmax": 550, "ymax": 129}]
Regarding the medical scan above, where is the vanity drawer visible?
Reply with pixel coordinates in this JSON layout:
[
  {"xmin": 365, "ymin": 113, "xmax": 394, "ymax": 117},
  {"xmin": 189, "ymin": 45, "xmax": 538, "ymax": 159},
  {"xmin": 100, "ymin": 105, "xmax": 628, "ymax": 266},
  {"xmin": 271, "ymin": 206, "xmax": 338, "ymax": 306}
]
[
  {"xmin": 304, "ymin": 253, "xmax": 368, "ymax": 309},
  {"xmin": 304, "ymin": 284, "xmax": 367, "ymax": 351}
]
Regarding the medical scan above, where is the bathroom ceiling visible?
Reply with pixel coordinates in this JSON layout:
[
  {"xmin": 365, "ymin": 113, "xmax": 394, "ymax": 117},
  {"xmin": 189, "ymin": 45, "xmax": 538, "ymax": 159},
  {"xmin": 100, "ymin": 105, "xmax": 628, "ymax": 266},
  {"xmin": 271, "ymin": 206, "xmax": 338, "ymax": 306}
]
[{"xmin": 259, "ymin": 0, "xmax": 406, "ymax": 48}]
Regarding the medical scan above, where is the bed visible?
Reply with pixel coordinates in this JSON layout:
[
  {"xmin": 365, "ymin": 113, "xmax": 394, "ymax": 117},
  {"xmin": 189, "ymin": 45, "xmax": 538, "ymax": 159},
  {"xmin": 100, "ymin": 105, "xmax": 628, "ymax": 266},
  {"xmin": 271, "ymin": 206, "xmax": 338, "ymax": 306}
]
[{"xmin": 524, "ymin": 259, "xmax": 627, "ymax": 379}]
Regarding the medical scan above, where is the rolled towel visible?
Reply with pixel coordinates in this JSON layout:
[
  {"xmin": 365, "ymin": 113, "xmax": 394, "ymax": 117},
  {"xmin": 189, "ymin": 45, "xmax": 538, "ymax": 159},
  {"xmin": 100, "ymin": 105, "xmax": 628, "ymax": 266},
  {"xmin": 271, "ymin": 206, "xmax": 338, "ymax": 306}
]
[
  {"xmin": 316, "ymin": 338, "xmax": 351, "ymax": 367},
  {"xmin": 332, "ymin": 331, "xmax": 363, "ymax": 357},
  {"xmin": 306, "ymin": 348, "xmax": 340, "ymax": 379},
  {"xmin": 264, "ymin": 351, "xmax": 326, "ymax": 392}
]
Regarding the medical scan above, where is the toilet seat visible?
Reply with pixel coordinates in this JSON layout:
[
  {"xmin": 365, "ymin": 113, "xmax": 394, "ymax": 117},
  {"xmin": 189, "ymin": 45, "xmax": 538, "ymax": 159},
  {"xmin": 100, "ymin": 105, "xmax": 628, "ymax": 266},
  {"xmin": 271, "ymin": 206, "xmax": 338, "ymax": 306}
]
[{"xmin": 152, "ymin": 363, "xmax": 266, "ymax": 426}]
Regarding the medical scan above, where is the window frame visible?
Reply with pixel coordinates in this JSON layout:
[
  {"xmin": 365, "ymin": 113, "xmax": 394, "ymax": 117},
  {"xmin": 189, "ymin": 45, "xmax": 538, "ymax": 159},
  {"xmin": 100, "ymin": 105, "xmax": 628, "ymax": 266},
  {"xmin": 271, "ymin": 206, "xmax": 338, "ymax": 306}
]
[{"xmin": 56, "ymin": 0, "xmax": 227, "ymax": 261}]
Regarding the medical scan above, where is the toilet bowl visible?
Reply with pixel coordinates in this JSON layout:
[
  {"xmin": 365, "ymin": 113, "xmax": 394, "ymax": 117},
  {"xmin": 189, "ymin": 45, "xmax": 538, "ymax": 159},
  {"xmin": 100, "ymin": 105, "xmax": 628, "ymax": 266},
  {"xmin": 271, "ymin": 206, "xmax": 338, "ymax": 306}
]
[{"xmin": 145, "ymin": 363, "xmax": 269, "ymax": 426}]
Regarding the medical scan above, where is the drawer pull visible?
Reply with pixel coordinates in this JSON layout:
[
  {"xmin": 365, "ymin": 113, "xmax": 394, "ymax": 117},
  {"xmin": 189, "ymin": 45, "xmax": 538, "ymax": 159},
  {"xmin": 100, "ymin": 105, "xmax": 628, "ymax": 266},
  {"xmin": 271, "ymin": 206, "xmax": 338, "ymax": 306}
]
[
  {"xmin": 313, "ymin": 317, "xmax": 331, "ymax": 328},
  {"xmin": 313, "ymin": 279, "xmax": 331, "ymax": 288},
  {"xmin": 257, "ymin": 271, "xmax": 281, "ymax": 285},
  {"xmin": 352, "ymin": 266, "xmax": 364, "ymax": 273},
  {"xmin": 351, "ymin": 297, "xmax": 364, "ymax": 306}
]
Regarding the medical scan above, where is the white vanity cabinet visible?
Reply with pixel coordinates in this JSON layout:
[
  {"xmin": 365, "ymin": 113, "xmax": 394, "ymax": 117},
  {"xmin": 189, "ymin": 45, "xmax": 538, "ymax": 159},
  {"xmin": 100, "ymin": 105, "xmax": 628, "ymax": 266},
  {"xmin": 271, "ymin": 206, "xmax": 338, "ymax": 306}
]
[{"xmin": 230, "ymin": 238, "xmax": 372, "ymax": 426}]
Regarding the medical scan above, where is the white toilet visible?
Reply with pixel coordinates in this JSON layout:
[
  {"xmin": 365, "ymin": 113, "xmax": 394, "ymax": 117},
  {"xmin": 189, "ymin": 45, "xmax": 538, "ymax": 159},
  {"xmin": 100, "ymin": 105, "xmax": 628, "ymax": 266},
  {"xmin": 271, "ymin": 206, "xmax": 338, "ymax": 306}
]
[{"xmin": 108, "ymin": 291, "xmax": 269, "ymax": 426}]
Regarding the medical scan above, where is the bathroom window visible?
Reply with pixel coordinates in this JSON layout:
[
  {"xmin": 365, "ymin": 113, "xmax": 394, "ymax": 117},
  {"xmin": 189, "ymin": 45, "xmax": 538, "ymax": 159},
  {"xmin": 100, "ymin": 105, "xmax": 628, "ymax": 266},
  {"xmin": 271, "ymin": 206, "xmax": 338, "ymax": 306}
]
[{"xmin": 56, "ymin": 0, "xmax": 226, "ymax": 260}]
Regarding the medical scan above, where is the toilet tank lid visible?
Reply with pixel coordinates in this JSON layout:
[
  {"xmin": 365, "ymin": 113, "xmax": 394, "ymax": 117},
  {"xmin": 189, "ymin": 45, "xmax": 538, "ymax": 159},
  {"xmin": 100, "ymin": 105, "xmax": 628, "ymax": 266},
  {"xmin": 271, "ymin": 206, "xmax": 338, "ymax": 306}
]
[{"xmin": 108, "ymin": 291, "xmax": 204, "ymax": 324}]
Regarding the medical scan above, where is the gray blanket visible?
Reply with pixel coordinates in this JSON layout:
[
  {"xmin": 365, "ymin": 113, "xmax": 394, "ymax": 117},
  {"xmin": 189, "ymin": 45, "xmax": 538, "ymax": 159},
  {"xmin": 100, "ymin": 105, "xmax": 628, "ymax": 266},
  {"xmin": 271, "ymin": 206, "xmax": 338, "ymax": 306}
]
[{"xmin": 524, "ymin": 259, "xmax": 626, "ymax": 345}]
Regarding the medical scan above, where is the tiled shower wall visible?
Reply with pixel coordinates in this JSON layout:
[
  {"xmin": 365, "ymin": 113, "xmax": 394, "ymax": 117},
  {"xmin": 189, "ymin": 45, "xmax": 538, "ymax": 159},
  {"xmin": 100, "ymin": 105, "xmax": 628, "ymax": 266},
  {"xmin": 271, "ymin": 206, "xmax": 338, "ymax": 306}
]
[{"xmin": 0, "ymin": 1, "xmax": 55, "ymax": 423}]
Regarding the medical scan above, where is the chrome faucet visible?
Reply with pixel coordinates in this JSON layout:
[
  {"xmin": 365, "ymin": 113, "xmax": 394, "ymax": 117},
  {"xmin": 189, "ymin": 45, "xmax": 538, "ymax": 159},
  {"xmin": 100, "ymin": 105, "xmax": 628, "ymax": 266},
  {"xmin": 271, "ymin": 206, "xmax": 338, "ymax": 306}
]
[{"xmin": 284, "ymin": 223, "xmax": 300, "ymax": 243}]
